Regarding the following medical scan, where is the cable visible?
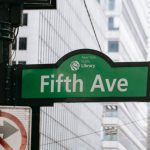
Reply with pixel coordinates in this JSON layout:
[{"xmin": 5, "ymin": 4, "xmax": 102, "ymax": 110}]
[
  {"xmin": 41, "ymin": 116, "xmax": 148, "ymax": 146},
  {"xmin": 12, "ymin": 50, "xmax": 17, "ymax": 62},
  {"xmin": 83, "ymin": 0, "xmax": 102, "ymax": 51},
  {"xmin": 10, "ymin": 27, "xmax": 19, "ymax": 62},
  {"xmin": 13, "ymin": 27, "xmax": 19, "ymax": 42}
]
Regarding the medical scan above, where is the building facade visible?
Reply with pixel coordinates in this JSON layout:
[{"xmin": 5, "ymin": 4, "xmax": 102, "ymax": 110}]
[
  {"xmin": 12, "ymin": 0, "xmax": 148, "ymax": 149},
  {"xmin": 101, "ymin": 0, "xmax": 148, "ymax": 149}
]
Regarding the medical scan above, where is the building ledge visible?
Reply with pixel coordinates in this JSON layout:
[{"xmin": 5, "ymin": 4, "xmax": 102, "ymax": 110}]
[
  {"xmin": 103, "ymin": 117, "xmax": 119, "ymax": 125},
  {"xmin": 102, "ymin": 141, "xmax": 127, "ymax": 150}
]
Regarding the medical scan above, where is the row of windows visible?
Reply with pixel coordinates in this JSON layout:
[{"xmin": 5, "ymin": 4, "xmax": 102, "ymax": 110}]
[
  {"xmin": 107, "ymin": 0, "xmax": 119, "ymax": 53},
  {"xmin": 13, "ymin": 14, "xmax": 118, "ymax": 53},
  {"xmin": 12, "ymin": 5, "xmax": 119, "ymax": 62},
  {"xmin": 12, "ymin": 61, "xmax": 26, "ymax": 65},
  {"xmin": 13, "ymin": 40, "xmax": 118, "ymax": 53},
  {"xmin": 103, "ymin": 105, "xmax": 118, "ymax": 141},
  {"xmin": 13, "ymin": 37, "xmax": 118, "ymax": 52},
  {"xmin": 12, "ymin": 13, "xmax": 28, "ymax": 51}
]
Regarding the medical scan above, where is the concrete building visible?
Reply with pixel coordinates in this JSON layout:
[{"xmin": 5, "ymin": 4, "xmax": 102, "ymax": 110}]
[
  {"xmin": 13, "ymin": 0, "xmax": 106, "ymax": 64},
  {"xmin": 101, "ymin": 0, "xmax": 148, "ymax": 149},
  {"xmin": 12, "ymin": 0, "xmax": 148, "ymax": 149},
  {"xmin": 102, "ymin": 0, "xmax": 148, "ymax": 62}
]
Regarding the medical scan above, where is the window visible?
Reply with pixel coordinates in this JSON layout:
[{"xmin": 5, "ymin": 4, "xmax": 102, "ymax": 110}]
[
  {"xmin": 18, "ymin": 61, "xmax": 26, "ymax": 65},
  {"xmin": 108, "ymin": 17, "xmax": 119, "ymax": 30},
  {"xmin": 22, "ymin": 13, "xmax": 28, "ymax": 26},
  {"xmin": 108, "ymin": 0, "xmax": 115, "ymax": 10},
  {"xmin": 103, "ymin": 126, "xmax": 118, "ymax": 141},
  {"xmin": 104, "ymin": 105, "xmax": 118, "ymax": 117},
  {"xmin": 108, "ymin": 41, "xmax": 119, "ymax": 52},
  {"xmin": 19, "ymin": 37, "xmax": 27, "ymax": 50},
  {"xmin": 12, "ymin": 38, "xmax": 17, "ymax": 50}
]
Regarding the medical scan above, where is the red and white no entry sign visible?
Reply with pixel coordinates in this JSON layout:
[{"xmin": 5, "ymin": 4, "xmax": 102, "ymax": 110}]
[{"xmin": 0, "ymin": 107, "xmax": 31, "ymax": 150}]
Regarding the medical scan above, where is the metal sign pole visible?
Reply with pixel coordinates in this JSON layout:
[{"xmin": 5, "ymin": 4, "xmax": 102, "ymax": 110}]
[
  {"xmin": 31, "ymin": 106, "xmax": 40, "ymax": 150},
  {"xmin": 31, "ymin": 104, "xmax": 53, "ymax": 150},
  {"xmin": 0, "ymin": 1, "xmax": 23, "ymax": 105},
  {"xmin": 0, "ymin": 3, "xmax": 14, "ymax": 105}
]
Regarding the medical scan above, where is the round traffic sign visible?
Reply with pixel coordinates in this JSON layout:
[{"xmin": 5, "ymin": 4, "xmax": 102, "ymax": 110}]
[{"xmin": 0, "ymin": 111, "xmax": 27, "ymax": 150}]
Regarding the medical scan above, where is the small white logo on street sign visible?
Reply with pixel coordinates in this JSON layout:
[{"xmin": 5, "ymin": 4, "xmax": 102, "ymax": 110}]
[{"xmin": 70, "ymin": 61, "xmax": 80, "ymax": 71}]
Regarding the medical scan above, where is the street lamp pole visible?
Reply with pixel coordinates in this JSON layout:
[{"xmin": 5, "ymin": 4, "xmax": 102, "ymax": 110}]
[
  {"xmin": 0, "ymin": 3, "xmax": 13, "ymax": 105},
  {"xmin": 0, "ymin": 1, "xmax": 23, "ymax": 104}
]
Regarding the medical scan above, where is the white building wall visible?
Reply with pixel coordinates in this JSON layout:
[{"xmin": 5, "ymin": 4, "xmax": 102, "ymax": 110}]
[
  {"xmin": 15, "ymin": 11, "xmax": 40, "ymax": 64},
  {"xmin": 120, "ymin": 0, "xmax": 147, "ymax": 61},
  {"xmin": 101, "ymin": 0, "xmax": 148, "ymax": 149},
  {"xmin": 37, "ymin": 0, "xmax": 106, "ymax": 64}
]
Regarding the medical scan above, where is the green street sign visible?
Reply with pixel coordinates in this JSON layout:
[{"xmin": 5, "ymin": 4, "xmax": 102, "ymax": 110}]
[{"xmin": 15, "ymin": 49, "xmax": 150, "ymax": 106}]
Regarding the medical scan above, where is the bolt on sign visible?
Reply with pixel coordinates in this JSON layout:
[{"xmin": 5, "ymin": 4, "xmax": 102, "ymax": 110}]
[
  {"xmin": 15, "ymin": 49, "xmax": 150, "ymax": 106},
  {"xmin": 0, "ymin": 107, "xmax": 31, "ymax": 150}
]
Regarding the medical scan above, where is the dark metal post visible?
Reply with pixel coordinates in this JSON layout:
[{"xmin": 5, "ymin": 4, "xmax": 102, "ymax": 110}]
[
  {"xmin": 0, "ymin": 3, "xmax": 14, "ymax": 105},
  {"xmin": 0, "ymin": 0, "xmax": 23, "ymax": 105},
  {"xmin": 31, "ymin": 106, "xmax": 40, "ymax": 150}
]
